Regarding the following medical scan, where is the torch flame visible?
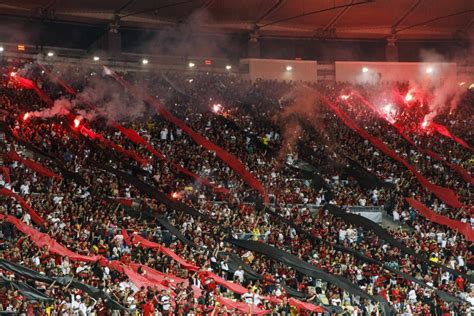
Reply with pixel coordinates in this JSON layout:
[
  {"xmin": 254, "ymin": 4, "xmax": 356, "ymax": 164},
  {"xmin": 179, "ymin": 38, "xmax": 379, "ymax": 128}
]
[
  {"xmin": 171, "ymin": 192, "xmax": 180, "ymax": 199},
  {"xmin": 421, "ymin": 118, "xmax": 429, "ymax": 129},
  {"xmin": 212, "ymin": 103, "xmax": 222, "ymax": 113},
  {"xmin": 74, "ymin": 117, "xmax": 81, "ymax": 128}
]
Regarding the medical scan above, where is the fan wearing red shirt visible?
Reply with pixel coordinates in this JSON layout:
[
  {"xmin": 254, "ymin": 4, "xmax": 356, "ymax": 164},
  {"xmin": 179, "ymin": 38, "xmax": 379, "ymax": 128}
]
[
  {"xmin": 455, "ymin": 275, "xmax": 465, "ymax": 291},
  {"xmin": 142, "ymin": 295, "xmax": 155, "ymax": 316}
]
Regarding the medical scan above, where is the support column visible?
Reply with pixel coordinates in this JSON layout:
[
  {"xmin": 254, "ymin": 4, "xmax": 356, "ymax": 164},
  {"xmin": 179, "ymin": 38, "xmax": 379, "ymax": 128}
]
[
  {"xmin": 247, "ymin": 32, "xmax": 260, "ymax": 58},
  {"xmin": 385, "ymin": 37, "xmax": 399, "ymax": 62}
]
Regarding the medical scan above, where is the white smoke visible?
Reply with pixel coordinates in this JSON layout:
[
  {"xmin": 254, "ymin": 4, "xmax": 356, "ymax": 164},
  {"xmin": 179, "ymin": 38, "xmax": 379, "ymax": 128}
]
[{"xmin": 28, "ymin": 97, "xmax": 72, "ymax": 118}]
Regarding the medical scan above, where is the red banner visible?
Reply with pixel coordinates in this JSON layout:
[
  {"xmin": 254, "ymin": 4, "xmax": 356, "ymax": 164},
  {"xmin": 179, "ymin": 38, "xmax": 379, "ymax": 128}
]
[
  {"xmin": 430, "ymin": 122, "xmax": 472, "ymax": 152},
  {"xmin": 288, "ymin": 298, "xmax": 326, "ymax": 313},
  {"xmin": 107, "ymin": 68, "xmax": 269, "ymax": 203},
  {"xmin": 200, "ymin": 271, "xmax": 248, "ymax": 295},
  {"xmin": 0, "ymin": 188, "xmax": 45, "ymax": 226},
  {"xmin": 78, "ymin": 126, "xmax": 150, "ymax": 166},
  {"xmin": 4, "ymin": 215, "xmax": 104, "ymax": 263},
  {"xmin": 405, "ymin": 198, "xmax": 474, "ymax": 242},
  {"xmin": 0, "ymin": 214, "xmax": 192, "ymax": 305},
  {"xmin": 352, "ymin": 93, "xmax": 473, "ymax": 185},
  {"xmin": 12, "ymin": 74, "xmax": 53, "ymax": 106},
  {"xmin": 0, "ymin": 166, "xmax": 10, "ymax": 183},
  {"xmin": 318, "ymin": 91, "xmax": 462, "ymax": 208},
  {"xmin": 128, "ymin": 233, "xmax": 256, "ymax": 295},
  {"xmin": 5, "ymin": 149, "xmax": 61, "ymax": 180},
  {"xmin": 130, "ymin": 233, "xmax": 199, "ymax": 271},
  {"xmin": 215, "ymin": 296, "xmax": 271, "ymax": 315},
  {"xmin": 121, "ymin": 264, "xmax": 174, "ymax": 293},
  {"xmin": 129, "ymin": 263, "xmax": 188, "ymax": 288},
  {"xmin": 41, "ymin": 67, "xmax": 228, "ymax": 195}
]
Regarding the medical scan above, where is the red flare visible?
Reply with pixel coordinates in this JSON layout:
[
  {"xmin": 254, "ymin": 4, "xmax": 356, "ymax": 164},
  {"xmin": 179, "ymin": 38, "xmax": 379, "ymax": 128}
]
[
  {"xmin": 212, "ymin": 103, "xmax": 222, "ymax": 113},
  {"xmin": 23, "ymin": 112, "xmax": 30, "ymax": 121},
  {"xmin": 10, "ymin": 71, "xmax": 16, "ymax": 77},
  {"xmin": 73, "ymin": 117, "xmax": 81, "ymax": 128},
  {"xmin": 421, "ymin": 118, "xmax": 429, "ymax": 129}
]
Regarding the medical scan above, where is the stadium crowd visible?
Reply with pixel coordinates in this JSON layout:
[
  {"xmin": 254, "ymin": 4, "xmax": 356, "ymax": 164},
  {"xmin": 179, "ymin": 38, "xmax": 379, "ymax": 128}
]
[{"xmin": 0, "ymin": 62, "xmax": 473, "ymax": 315}]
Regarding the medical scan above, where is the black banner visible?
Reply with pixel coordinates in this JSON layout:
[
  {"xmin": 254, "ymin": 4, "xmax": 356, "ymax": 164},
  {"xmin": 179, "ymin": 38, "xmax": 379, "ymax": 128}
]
[
  {"xmin": 342, "ymin": 155, "xmax": 393, "ymax": 189},
  {"xmin": 3, "ymin": 125, "xmax": 87, "ymax": 186},
  {"xmin": 325, "ymin": 204, "xmax": 472, "ymax": 282},
  {"xmin": 228, "ymin": 239, "xmax": 395, "ymax": 316},
  {"xmin": 0, "ymin": 275, "xmax": 52, "ymax": 302},
  {"xmin": 0, "ymin": 259, "xmax": 126, "ymax": 310},
  {"xmin": 122, "ymin": 204, "xmax": 197, "ymax": 248}
]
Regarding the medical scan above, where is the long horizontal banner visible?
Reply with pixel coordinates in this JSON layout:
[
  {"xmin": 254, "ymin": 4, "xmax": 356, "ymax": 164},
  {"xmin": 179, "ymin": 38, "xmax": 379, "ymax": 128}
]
[
  {"xmin": 11, "ymin": 74, "xmax": 53, "ymax": 106},
  {"xmin": 406, "ymin": 198, "xmax": 474, "ymax": 242},
  {"xmin": 353, "ymin": 93, "xmax": 473, "ymax": 185},
  {"xmin": 0, "ymin": 188, "xmax": 45, "ymax": 226},
  {"xmin": 6, "ymin": 148, "xmax": 61, "ymax": 180},
  {"xmin": 0, "ymin": 275, "xmax": 52, "ymax": 303},
  {"xmin": 430, "ymin": 122, "xmax": 472, "ymax": 152},
  {"xmin": 123, "ymin": 229, "xmax": 199, "ymax": 271},
  {"xmin": 119, "ymin": 203, "xmax": 197, "ymax": 248},
  {"xmin": 263, "ymin": 207, "xmax": 464, "ymax": 304},
  {"xmin": 0, "ymin": 215, "xmax": 190, "ymax": 305},
  {"xmin": 106, "ymin": 67, "xmax": 269, "ymax": 203},
  {"xmin": 2, "ymin": 126, "xmax": 88, "ymax": 187},
  {"xmin": 0, "ymin": 259, "xmax": 126, "ymax": 310},
  {"xmin": 228, "ymin": 239, "xmax": 394, "ymax": 316},
  {"xmin": 325, "ymin": 204, "xmax": 472, "ymax": 282},
  {"xmin": 318, "ymin": 91, "xmax": 462, "ymax": 208}
]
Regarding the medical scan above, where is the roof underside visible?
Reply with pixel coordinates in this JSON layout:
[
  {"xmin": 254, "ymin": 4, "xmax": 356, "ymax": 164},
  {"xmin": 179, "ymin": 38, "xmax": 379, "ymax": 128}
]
[{"xmin": 0, "ymin": 0, "xmax": 472, "ymax": 40}]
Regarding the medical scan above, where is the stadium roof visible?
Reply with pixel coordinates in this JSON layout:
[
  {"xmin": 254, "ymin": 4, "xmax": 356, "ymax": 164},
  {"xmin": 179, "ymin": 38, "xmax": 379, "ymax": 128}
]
[{"xmin": 1, "ymin": 0, "xmax": 473, "ymax": 40}]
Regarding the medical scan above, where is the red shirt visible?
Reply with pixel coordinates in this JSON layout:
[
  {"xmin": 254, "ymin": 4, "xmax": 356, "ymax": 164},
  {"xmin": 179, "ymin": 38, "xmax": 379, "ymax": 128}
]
[
  {"xmin": 455, "ymin": 276, "xmax": 465, "ymax": 291},
  {"xmin": 142, "ymin": 301, "xmax": 155, "ymax": 316}
]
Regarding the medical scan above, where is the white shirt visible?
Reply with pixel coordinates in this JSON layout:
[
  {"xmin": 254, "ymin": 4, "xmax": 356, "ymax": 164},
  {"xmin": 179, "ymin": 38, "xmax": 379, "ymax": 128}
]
[
  {"xmin": 408, "ymin": 289, "xmax": 416, "ymax": 301},
  {"xmin": 242, "ymin": 292, "xmax": 253, "ymax": 304},
  {"xmin": 161, "ymin": 295, "xmax": 171, "ymax": 310},
  {"xmin": 393, "ymin": 210, "xmax": 400, "ymax": 221},
  {"xmin": 20, "ymin": 184, "xmax": 29, "ymax": 195},
  {"xmin": 339, "ymin": 229, "xmax": 347, "ymax": 241},
  {"xmin": 160, "ymin": 129, "xmax": 168, "ymax": 140},
  {"xmin": 234, "ymin": 269, "xmax": 244, "ymax": 282},
  {"xmin": 22, "ymin": 213, "xmax": 31, "ymax": 225}
]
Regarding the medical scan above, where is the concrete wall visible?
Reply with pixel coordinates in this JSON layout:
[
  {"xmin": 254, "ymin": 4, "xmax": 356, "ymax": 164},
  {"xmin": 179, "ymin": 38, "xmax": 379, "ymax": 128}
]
[
  {"xmin": 335, "ymin": 61, "xmax": 457, "ymax": 85},
  {"xmin": 240, "ymin": 58, "xmax": 318, "ymax": 82}
]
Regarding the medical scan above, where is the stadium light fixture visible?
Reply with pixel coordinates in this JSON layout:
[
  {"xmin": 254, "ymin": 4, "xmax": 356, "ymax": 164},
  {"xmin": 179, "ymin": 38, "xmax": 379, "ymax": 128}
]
[
  {"xmin": 93, "ymin": 56, "xmax": 100, "ymax": 61},
  {"xmin": 188, "ymin": 62, "xmax": 195, "ymax": 68},
  {"xmin": 286, "ymin": 65, "xmax": 293, "ymax": 71},
  {"xmin": 47, "ymin": 51, "xmax": 54, "ymax": 57},
  {"xmin": 142, "ymin": 59, "xmax": 149, "ymax": 65},
  {"xmin": 362, "ymin": 67, "xmax": 369, "ymax": 73},
  {"xmin": 425, "ymin": 67, "xmax": 433, "ymax": 74},
  {"xmin": 225, "ymin": 65, "xmax": 232, "ymax": 70}
]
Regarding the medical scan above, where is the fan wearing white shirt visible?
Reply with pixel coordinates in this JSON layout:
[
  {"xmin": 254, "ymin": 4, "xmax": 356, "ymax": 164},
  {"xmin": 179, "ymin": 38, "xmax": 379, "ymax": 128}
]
[{"xmin": 234, "ymin": 266, "xmax": 244, "ymax": 283}]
